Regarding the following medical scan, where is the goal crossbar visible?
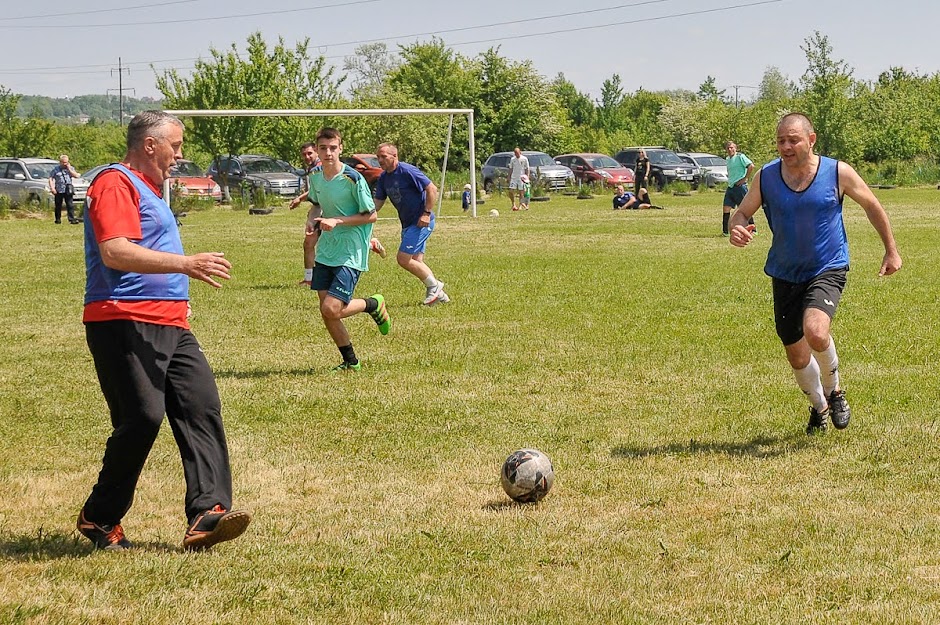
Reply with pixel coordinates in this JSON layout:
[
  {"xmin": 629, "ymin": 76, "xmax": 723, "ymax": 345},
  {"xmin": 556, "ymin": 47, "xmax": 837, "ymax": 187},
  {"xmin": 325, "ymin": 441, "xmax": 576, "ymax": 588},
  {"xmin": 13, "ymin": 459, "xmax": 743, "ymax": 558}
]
[{"xmin": 165, "ymin": 108, "xmax": 478, "ymax": 217}]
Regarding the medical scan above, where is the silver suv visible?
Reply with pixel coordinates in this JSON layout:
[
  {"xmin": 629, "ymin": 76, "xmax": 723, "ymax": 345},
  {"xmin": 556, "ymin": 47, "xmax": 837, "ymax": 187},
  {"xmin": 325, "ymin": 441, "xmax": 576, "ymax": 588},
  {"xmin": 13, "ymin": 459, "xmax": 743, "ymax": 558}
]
[
  {"xmin": 481, "ymin": 151, "xmax": 574, "ymax": 192},
  {"xmin": 0, "ymin": 157, "xmax": 89, "ymax": 206}
]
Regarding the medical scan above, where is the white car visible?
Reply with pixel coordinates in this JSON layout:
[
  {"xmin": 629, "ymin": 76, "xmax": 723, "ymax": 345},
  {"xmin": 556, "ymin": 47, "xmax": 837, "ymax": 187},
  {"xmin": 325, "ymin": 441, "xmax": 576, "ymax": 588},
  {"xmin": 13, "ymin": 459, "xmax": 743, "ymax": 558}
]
[
  {"xmin": 0, "ymin": 157, "xmax": 90, "ymax": 206},
  {"xmin": 678, "ymin": 153, "xmax": 728, "ymax": 188}
]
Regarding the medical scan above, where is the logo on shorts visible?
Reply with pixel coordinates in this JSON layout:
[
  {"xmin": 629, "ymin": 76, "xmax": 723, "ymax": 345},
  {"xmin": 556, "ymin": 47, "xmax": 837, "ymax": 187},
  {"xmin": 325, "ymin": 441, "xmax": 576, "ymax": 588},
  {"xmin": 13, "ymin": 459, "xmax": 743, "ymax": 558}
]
[
  {"xmin": 337, "ymin": 286, "xmax": 351, "ymax": 296},
  {"xmin": 824, "ymin": 299, "xmax": 835, "ymax": 307}
]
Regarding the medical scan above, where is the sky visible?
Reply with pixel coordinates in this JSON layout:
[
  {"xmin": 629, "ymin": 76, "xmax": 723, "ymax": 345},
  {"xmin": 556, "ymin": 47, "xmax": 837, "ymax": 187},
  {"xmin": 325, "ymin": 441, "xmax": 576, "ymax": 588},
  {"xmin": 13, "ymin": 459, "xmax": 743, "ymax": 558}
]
[{"xmin": 1, "ymin": 0, "xmax": 938, "ymax": 103}]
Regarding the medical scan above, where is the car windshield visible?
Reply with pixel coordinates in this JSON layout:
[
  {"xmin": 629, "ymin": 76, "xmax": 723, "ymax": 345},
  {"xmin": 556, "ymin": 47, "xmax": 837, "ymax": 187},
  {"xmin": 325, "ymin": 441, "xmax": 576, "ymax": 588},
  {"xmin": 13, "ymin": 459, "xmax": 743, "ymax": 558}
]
[
  {"xmin": 359, "ymin": 156, "xmax": 380, "ymax": 168},
  {"xmin": 27, "ymin": 163, "xmax": 57, "ymax": 178},
  {"xmin": 697, "ymin": 156, "xmax": 726, "ymax": 167},
  {"xmin": 171, "ymin": 161, "xmax": 204, "ymax": 177},
  {"xmin": 587, "ymin": 155, "xmax": 621, "ymax": 169},
  {"xmin": 525, "ymin": 153, "xmax": 555, "ymax": 167},
  {"xmin": 649, "ymin": 151, "xmax": 684, "ymax": 165},
  {"xmin": 243, "ymin": 159, "xmax": 286, "ymax": 174}
]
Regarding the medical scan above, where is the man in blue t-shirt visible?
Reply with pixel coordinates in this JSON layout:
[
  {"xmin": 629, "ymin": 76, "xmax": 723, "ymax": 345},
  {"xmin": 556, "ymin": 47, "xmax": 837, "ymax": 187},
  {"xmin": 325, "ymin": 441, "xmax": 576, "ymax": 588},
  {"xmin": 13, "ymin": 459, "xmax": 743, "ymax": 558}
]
[
  {"xmin": 374, "ymin": 143, "xmax": 450, "ymax": 305},
  {"xmin": 729, "ymin": 113, "xmax": 902, "ymax": 435},
  {"xmin": 48, "ymin": 154, "xmax": 82, "ymax": 224}
]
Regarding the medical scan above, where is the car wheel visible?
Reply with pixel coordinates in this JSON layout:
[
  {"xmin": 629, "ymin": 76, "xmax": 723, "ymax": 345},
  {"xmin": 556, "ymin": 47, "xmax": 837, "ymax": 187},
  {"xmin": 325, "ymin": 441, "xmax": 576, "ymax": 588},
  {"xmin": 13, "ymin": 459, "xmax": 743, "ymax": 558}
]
[
  {"xmin": 483, "ymin": 179, "xmax": 494, "ymax": 193},
  {"xmin": 653, "ymin": 173, "xmax": 666, "ymax": 192},
  {"xmin": 27, "ymin": 193, "xmax": 44, "ymax": 208}
]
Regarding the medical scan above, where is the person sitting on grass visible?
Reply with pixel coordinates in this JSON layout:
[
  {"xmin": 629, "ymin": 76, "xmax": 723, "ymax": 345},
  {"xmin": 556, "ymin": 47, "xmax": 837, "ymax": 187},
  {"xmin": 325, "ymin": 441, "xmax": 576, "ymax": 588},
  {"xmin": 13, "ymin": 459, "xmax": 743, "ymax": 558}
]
[{"xmin": 612, "ymin": 184, "xmax": 662, "ymax": 210}]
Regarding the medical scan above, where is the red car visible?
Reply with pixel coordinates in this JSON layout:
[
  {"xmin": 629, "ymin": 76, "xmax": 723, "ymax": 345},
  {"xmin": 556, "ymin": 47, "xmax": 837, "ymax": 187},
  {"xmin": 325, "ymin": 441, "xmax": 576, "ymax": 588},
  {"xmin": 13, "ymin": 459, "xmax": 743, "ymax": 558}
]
[
  {"xmin": 341, "ymin": 154, "xmax": 383, "ymax": 188},
  {"xmin": 169, "ymin": 160, "xmax": 222, "ymax": 201},
  {"xmin": 554, "ymin": 153, "xmax": 635, "ymax": 187}
]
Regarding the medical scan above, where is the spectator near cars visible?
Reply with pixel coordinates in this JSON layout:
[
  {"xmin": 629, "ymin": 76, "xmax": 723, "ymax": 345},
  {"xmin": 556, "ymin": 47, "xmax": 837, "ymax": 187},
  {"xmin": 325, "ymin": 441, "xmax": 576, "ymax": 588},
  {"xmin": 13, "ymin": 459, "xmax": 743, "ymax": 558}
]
[
  {"xmin": 0, "ymin": 157, "xmax": 89, "ymax": 211},
  {"xmin": 678, "ymin": 152, "xmax": 729, "ymax": 188},
  {"xmin": 207, "ymin": 154, "xmax": 301, "ymax": 199},
  {"xmin": 612, "ymin": 147, "xmax": 696, "ymax": 190},
  {"xmin": 554, "ymin": 153, "xmax": 635, "ymax": 187},
  {"xmin": 481, "ymin": 150, "xmax": 574, "ymax": 193}
]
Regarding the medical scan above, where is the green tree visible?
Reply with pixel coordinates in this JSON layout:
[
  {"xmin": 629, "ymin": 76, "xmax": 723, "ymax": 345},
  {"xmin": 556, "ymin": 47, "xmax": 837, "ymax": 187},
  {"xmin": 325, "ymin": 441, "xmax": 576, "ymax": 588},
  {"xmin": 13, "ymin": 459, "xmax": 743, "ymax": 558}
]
[
  {"xmin": 343, "ymin": 43, "xmax": 400, "ymax": 97},
  {"xmin": 758, "ymin": 66, "xmax": 795, "ymax": 103},
  {"xmin": 0, "ymin": 87, "xmax": 54, "ymax": 157},
  {"xmin": 550, "ymin": 73, "xmax": 595, "ymax": 127},
  {"xmin": 797, "ymin": 31, "xmax": 861, "ymax": 161},
  {"xmin": 156, "ymin": 32, "xmax": 344, "ymax": 198},
  {"xmin": 697, "ymin": 76, "xmax": 727, "ymax": 102}
]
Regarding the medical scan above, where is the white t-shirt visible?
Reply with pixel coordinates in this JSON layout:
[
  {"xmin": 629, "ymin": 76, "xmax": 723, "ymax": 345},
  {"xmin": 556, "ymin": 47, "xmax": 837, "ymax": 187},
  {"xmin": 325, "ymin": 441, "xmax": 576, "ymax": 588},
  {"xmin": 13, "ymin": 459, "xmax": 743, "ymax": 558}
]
[{"xmin": 509, "ymin": 155, "xmax": 529, "ymax": 183}]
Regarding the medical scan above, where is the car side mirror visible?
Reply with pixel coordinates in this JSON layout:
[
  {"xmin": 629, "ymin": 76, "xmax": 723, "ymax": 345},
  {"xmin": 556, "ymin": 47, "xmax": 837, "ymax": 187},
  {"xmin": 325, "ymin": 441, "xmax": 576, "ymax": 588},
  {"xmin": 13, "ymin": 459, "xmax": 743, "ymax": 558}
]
[{"xmin": 13, "ymin": 173, "xmax": 25, "ymax": 180}]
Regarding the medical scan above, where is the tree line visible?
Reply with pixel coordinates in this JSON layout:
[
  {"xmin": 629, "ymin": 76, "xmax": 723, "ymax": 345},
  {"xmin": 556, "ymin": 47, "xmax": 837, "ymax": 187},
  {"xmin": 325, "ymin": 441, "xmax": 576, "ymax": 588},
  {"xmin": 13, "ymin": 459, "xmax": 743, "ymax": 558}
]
[{"xmin": 2, "ymin": 30, "xmax": 939, "ymax": 185}]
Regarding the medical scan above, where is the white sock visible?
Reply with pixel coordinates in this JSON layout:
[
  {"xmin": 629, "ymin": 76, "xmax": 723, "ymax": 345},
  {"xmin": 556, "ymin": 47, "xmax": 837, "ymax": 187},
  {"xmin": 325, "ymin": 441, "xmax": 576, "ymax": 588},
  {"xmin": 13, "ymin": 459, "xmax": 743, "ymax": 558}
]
[
  {"xmin": 422, "ymin": 274, "xmax": 437, "ymax": 288},
  {"xmin": 812, "ymin": 336, "xmax": 840, "ymax": 397},
  {"xmin": 304, "ymin": 268, "xmax": 313, "ymax": 281},
  {"xmin": 793, "ymin": 357, "xmax": 828, "ymax": 412}
]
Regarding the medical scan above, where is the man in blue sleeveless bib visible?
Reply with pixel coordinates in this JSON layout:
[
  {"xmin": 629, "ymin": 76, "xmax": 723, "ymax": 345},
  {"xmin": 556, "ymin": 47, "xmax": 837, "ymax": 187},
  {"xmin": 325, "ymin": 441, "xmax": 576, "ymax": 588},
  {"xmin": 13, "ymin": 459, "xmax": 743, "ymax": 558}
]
[
  {"xmin": 729, "ymin": 113, "xmax": 902, "ymax": 435},
  {"xmin": 78, "ymin": 111, "xmax": 251, "ymax": 551}
]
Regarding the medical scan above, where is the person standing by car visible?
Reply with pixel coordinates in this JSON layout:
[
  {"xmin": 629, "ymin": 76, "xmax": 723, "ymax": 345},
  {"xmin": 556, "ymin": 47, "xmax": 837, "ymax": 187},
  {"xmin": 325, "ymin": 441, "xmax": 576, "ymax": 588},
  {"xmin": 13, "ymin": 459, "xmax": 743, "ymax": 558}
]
[
  {"xmin": 78, "ymin": 110, "xmax": 251, "ymax": 551},
  {"xmin": 374, "ymin": 142, "xmax": 450, "ymax": 306},
  {"xmin": 729, "ymin": 112, "xmax": 901, "ymax": 434},
  {"xmin": 722, "ymin": 140, "xmax": 755, "ymax": 236},
  {"xmin": 49, "ymin": 154, "xmax": 81, "ymax": 224},
  {"xmin": 633, "ymin": 149, "xmax": 652, "ymax": 204},
  {"xmin": 507, "ymin": 147, "xmax": 529, "ymax": 212}
]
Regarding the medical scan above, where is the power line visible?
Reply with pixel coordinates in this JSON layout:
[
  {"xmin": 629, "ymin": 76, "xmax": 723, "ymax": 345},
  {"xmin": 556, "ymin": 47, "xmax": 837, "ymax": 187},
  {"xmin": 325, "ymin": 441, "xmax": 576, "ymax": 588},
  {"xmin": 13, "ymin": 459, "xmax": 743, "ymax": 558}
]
[
  {"xmin": 0, "ymin": 0, "xmax": 200, "ymax": 22},
  {"xmin": 0, "ymin": 0, "xmax": 783, "ymax": 86},
  {"xmin": 0, "ymin": 0, "xmax": 381, "ymax": 29}
]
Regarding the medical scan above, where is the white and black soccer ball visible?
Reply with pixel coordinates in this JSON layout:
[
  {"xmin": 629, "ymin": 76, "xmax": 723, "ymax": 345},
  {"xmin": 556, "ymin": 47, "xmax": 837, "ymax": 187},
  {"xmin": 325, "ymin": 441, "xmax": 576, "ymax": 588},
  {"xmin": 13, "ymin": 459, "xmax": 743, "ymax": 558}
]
[
  {"xmin": 488, "ymin": 208, "xmax": 499, "ymax": 217},
  {"xmin": 500, "ymin": 448, "xmax": 554, "ymax": 503}
]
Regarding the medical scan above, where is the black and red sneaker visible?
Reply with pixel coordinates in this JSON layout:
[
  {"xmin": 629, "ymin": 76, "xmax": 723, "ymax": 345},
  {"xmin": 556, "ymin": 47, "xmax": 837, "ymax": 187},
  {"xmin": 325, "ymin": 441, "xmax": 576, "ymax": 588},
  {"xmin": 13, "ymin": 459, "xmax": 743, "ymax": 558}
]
[
  {"xmin": 183, "ymin": 505, "xmax": 251, "ymax": 551},
  {"xmin": 77, "ymin": 509, "xmax": 132, "ymax": 550}
]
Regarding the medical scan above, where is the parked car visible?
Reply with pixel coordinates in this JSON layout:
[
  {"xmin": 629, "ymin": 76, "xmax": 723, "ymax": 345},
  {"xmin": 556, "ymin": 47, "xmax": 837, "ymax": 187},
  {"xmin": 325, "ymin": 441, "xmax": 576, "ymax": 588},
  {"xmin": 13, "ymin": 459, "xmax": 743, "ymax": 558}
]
[
  {"xmin": 207, "ymin": 154, "xmax": 301, "ymax": 198},
  {"xmin": 677, "ymin": 152, "xmax": 728, "ymax": 188},
  {"xmin": 83, "ymin": 160, "xmax": 223, "ymax": 202},
  {"xmin": 0, "ymin": 157, "xmax": 89, "ymax": 206},
  {"xmin": 168, "ymin": 160, "xmax": 223, "ymax": 200},
  {"xmin": 481, "ymin": 151, "xmax": 574, "ymax": 192},
  {"xmin": 554, "ymin": 153, "xmax": 635, "ymax": 187},
  {"xmin": 612, "ymin": 147, "xmax": 697, "ymax": 190},
  {"xmin": 340, "ymin": 154, "xmax": 383, "ymax": 189}
]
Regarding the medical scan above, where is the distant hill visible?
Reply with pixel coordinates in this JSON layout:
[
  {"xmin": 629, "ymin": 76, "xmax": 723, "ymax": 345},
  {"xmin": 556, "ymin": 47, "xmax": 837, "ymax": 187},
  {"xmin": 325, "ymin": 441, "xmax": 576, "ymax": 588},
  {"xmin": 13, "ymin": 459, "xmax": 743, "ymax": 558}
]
[{"xmin": 16, "ymin": 94, "xmax": 164, "ymax": 123}]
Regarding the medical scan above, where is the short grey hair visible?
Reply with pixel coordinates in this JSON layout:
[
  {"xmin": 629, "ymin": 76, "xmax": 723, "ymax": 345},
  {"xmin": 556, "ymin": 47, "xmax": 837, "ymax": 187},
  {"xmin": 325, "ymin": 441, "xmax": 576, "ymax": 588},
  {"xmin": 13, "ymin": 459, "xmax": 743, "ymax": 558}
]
[{"xmin": 126, "ymin": 110, "xmax": 183, "ymax": 151}]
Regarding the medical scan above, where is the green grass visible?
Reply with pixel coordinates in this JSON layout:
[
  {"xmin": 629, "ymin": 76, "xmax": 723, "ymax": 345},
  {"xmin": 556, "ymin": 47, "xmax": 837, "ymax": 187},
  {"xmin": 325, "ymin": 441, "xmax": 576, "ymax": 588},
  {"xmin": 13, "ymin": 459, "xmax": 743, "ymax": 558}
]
[{"xmin": 2, "ymin": 188, "xmax": 940, "ymax": 624}]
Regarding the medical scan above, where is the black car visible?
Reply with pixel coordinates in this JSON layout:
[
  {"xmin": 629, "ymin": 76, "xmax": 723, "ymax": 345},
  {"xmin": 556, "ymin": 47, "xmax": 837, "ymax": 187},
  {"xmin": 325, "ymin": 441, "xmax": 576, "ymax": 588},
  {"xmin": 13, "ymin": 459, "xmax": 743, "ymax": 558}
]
[
  {"xmin": 612, "ymin": 147, "xmax": 697, "ymax": 190},
  {"xmin": 207, "ymin": 154, "xmax": 301, "ymax": 198}
]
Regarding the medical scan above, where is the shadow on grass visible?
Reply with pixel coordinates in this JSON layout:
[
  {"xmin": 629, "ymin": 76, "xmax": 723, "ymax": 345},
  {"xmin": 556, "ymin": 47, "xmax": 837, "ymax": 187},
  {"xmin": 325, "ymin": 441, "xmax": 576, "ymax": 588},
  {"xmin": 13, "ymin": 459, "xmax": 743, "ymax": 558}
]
[
  {"xmin": 0, "ymin": 529, "xmax": 178, "ymax": 561},
  {"xmin": 481, "ymin": 500, "xmax": 545, "ymax": 511},
  {"xmin": 214, "ymin": 367, "xmax": 322, "ymax": 379},
  {"xmin": 612, "ymin": 432, "xmax": 812, "ymax": 459}
]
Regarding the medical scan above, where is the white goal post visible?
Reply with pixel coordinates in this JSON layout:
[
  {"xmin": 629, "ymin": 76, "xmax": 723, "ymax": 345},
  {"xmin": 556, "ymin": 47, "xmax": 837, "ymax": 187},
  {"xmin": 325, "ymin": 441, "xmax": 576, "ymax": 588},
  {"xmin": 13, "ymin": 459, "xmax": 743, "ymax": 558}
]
[{"xmin": 164, "ymin": 108, "xmax": 478, "ymax": 217}]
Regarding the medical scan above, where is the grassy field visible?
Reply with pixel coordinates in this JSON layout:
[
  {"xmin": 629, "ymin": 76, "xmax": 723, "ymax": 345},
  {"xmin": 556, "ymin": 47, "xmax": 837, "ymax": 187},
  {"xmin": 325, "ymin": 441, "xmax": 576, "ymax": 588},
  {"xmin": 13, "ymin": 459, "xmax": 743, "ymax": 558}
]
[{"xmin": 2, "ymin": 187, "xmax": 940, "ymax": 624}]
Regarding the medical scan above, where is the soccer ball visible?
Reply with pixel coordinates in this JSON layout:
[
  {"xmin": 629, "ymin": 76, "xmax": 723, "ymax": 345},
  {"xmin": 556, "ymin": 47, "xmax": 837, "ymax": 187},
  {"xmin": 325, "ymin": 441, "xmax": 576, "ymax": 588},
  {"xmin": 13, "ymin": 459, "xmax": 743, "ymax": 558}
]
[
  {"xmin": 500, "ymin": 448, "xmax": 554, "ymax": 503},
  {"xmin": 488, "ymin": 209, "xmax": 499, "ymax": 217}
]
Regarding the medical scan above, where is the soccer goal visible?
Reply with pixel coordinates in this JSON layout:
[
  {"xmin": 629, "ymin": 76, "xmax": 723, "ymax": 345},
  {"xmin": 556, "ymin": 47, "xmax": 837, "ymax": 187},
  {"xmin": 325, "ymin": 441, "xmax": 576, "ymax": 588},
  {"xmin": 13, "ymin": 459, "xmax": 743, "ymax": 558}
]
[{"xmin": 164, "ymin": 108, "xmax": 479, "ymax": 217}]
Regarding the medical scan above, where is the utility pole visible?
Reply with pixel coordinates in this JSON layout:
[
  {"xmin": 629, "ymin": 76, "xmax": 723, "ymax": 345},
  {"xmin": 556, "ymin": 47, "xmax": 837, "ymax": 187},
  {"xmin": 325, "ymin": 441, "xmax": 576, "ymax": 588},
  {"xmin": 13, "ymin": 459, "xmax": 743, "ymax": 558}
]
[
  {"xmin": 730, "ymin": 84, "xmax": 758, "ymax": 107},
  {"xmin": 108, "ymin": 57, "xmax": 134, "ymax": 125}
]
